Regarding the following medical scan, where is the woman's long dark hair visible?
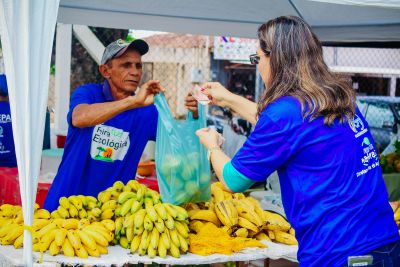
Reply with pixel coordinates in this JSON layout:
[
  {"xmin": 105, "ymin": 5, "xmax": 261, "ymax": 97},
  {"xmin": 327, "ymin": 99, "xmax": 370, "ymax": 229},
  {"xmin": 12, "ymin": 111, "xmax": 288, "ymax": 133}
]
[{"xmin": 257, "ymin": 16, "xmax": 355, "ymax": 125}]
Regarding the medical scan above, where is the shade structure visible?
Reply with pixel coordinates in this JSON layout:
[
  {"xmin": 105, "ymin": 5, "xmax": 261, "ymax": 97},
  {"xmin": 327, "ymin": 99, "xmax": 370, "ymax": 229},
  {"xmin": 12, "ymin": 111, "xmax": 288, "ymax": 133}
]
[{"xmin": 0, "ymin": 0, "xmax": 60, "ymax": 266}]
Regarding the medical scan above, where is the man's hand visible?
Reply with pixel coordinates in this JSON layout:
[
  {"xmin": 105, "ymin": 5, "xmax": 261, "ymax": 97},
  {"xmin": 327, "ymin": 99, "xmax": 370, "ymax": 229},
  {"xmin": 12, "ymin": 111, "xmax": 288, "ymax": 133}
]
[
  {"xmin": 134, "ymin": 80, "xmax": 165, "ymax": 107},
  {"xmin": 185, "ymin": 92, "xmax": 199, "ymax": 119}
]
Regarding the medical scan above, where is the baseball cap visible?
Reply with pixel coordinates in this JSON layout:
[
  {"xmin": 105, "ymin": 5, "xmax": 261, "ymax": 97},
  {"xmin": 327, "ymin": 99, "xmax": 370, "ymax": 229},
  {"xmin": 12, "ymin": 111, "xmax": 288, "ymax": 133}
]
[
  {"xmin": 101, "ymin": 38, "xmax": 149, "ymax": 65},
  {"xmin": 0, "ymin": 74, "xmax": 8, "ymax": 96}
]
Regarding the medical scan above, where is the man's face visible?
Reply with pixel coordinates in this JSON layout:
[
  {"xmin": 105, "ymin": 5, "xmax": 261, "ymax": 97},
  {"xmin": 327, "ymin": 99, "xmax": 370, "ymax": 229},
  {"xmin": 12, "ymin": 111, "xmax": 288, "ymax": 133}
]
[{"xmin": 105, "ymin": 49, "xmax": 143, "ymax": 94}]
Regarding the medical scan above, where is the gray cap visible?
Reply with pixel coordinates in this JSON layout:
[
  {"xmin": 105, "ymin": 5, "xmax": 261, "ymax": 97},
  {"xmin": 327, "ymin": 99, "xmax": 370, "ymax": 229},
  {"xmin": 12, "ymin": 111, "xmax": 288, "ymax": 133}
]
[{"xmin": 101, "ymin": 38, "xmax": 149, "ymax": 65}]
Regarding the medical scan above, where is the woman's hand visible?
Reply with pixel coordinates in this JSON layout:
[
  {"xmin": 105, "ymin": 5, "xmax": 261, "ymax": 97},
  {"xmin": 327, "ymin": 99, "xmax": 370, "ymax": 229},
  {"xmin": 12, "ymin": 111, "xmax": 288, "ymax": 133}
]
[
  {"xmin": 196, "ymin": 128, "xmax": 220, "ymax": 150},
  {"xmin": 134, "ymin": 80, "xmax": 165, "ymax": 107},
  {"xmin": 202, "ymin": 82, "xmax": 233, "ymax": 108}
]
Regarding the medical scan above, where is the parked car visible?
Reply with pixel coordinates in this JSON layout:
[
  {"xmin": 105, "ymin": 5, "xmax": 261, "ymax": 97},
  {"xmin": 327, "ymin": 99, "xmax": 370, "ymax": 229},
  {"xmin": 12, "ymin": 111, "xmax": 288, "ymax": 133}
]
[{"xmin": 357, "ymin": 96, "xmax": 400, "ymax": 152}]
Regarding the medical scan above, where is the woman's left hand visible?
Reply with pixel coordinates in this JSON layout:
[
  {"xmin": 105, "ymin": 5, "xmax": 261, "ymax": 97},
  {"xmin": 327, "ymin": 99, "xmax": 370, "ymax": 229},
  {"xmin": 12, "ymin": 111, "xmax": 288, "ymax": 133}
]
[{"xmin": 196, "ymin": 128, "xmax": 220, "ymax": 149}]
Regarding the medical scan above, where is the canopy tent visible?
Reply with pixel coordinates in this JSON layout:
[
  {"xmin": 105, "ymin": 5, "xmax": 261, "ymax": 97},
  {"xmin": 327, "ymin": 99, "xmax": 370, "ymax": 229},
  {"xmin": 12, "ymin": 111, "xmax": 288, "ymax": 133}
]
[
  {"xmin": 0, "ymin": 1, "xmax": 400, "ymax": 266},
  {"xmin": 58, "ymin": 0, "xmax": 400, "ymax": 44}
]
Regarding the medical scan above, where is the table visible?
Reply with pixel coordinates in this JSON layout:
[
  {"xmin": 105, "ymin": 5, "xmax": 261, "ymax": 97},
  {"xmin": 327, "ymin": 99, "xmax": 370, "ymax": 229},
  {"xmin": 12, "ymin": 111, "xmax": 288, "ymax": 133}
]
[{"xmin": 0, "ymin": 241, "xmax": 297, "ymax": 267}]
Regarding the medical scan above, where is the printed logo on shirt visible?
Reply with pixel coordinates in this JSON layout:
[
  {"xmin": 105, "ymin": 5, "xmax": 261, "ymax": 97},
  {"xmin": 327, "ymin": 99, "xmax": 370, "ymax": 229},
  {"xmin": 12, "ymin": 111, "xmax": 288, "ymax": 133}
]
[
  {"xmin": 90, "ymin": 125, "xmax": 130, "ymax": 162},
  {"xmin": 0, "ymin": 113, "xmax": 11, "ymax": 124},
  {"xmin": 349, "ymin": 114, "xmax": 368, "ymax": 138},
  {"xmin": 356, "ymin": 137, "xmax": 379, "ymax": 177}
]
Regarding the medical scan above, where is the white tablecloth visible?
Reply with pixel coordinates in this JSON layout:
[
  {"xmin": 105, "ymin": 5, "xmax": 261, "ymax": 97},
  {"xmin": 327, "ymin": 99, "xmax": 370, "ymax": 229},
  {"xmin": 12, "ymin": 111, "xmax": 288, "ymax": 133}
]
[{"xmin": 0, "ymin": 241, "xmax": 297, "ymax": 267}]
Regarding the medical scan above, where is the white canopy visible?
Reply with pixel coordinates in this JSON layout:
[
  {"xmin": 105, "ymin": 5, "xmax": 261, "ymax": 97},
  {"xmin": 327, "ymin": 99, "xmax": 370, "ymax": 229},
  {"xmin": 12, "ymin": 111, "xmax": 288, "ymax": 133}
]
[
  {"xmin": 0, "ymin": 1, "xmax": 399, "ymax": 266},
  {"xmin": 58, "ymin": 0, "xmax": 400, "ymax": 42}
]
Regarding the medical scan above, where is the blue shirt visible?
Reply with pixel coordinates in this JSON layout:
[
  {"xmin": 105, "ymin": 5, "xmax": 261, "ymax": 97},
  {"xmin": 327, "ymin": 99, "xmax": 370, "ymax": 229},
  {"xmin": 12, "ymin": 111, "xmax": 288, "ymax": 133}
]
[
  {"xmin": 231, "ymin": 96, "xmax": 399, "ymax": 267},
  {"xmin": 44, "ymin": 81, "xmax": 158, "ymax": 211},
  {"xmin": 0, "ymin": 101, "xmax": 17, "ymax": 167}
]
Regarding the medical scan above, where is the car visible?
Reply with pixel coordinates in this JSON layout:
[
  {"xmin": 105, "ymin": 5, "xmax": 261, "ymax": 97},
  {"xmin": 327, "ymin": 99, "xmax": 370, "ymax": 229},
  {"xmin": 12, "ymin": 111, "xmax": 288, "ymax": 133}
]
[{"xmin": 356, "ymin": 96, "xmax": 400, "ymax": 152}]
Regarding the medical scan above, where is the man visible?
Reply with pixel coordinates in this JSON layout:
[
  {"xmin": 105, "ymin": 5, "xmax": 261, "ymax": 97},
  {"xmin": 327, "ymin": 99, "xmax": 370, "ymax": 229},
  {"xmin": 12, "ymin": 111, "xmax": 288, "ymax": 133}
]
[
  {"xmin": 44, "ymin": 39, "xmax": 194, "ymax": 211},
  {"xmin": 0, "ymin": 74, "xmax": 17, "ymax": 167}
]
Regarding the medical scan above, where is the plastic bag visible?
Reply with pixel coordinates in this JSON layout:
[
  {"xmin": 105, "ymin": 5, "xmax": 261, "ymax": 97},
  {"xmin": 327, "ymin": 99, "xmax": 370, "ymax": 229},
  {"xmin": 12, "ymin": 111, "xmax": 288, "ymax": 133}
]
[{"xmin": 154, "ymin": 93, "xmax": 211, "ymax": 205}]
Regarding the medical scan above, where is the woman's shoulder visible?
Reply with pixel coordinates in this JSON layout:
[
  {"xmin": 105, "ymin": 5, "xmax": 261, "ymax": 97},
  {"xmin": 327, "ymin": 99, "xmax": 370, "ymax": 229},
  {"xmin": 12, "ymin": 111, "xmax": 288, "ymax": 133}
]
[{"xmin": 260, "ymin": 96, "xmax": 302, "ymax": 123}]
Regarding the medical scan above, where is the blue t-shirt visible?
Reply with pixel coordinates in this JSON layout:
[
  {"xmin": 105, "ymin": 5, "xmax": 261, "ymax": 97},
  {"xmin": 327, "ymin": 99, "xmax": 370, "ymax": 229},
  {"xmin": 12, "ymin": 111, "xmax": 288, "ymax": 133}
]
[
  {"xmin": 44, "ymin": 81, "xmax": 158, "ymax": 211},
  {"xmin": 231, "ymin": 96, "xmax": 399, "ymax": 267},
  {"xmin": 0, "ymin": 101, "xmax": 17, "ymax": 167}
]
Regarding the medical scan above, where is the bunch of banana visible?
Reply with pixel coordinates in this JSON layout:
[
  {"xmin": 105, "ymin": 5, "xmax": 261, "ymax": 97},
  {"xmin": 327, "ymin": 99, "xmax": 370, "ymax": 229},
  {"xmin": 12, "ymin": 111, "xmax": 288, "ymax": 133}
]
[
  {"xmin": 187, "ymin": 182, "xmax": 298, "ymax": 246},
  {"xmin": 50, "ymin": 195, "xmax": 99, "ymax": 221}
]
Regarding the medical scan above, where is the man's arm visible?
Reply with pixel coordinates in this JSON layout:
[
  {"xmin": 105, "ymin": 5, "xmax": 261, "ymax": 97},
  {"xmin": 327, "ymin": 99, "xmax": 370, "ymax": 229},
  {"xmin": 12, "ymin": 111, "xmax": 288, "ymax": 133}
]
[{"xmin": 72, "ymin": 96, "xmax": 138, "ymax": 128}]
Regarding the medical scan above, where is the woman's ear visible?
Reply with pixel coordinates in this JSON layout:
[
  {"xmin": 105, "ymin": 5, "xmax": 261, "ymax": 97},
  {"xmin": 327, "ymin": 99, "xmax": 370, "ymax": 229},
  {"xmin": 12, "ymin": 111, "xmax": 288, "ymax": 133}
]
[{"xmin": 99, "ymin": 64, "xmax": 111, "ymax": 79}]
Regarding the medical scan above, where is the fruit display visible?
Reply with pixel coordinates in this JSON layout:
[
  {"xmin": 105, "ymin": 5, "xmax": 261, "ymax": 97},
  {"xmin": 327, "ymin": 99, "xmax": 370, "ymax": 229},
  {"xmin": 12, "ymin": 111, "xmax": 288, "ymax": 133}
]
[{"xmin": 185, "ymin": 182, "xmax": 297, "ymax": 248}]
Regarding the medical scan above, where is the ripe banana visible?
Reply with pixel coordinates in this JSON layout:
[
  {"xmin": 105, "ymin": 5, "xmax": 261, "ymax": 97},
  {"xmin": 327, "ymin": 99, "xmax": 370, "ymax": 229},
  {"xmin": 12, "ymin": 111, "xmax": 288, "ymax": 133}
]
[
  {"xmin": 174, "ymin": 221, "xmax": 188, "ymax": 238},
  {"xmin": 263, "ymin": 211, "xmax": 291, "ymax": 232},
  {"xmin": 98, "ymin": 191, "xmax": 111, "ymax": 203},
  {"xmin": 144, "ymin": 214, "xmax": 154, "ymax": 231},
  {"xmin": 63, "ymin": 218, "xmax": 79, "ymax": 230},
  {"xmin": 59, "ymin": 197, "xmax": 71, "ymax": 209},
  {"xmin": 83, "ymin": 228, "xmax": 109, "ymax": 247},
  {"xmin": 57, "ymin": 206, "xmax": 70, "ymax": 219},
  {"xmin": 160, "ymin": 231, "xmax": 171, "ymax": 249},
  {"xmin": 113, "ymin": 181, "xmax": 125, "ymax": 192},
  {"xmin": 211, "ymin": 182, "xmax": 225, "ymax": 203},
  {"xmin": 178, "ymin": 233, "xmax": 188, "ymax": 253},
  {"xmin": 134, "ymin": 209, "xmax": 147, "ymax": 230},
  {"xmin": 165, "ymin": 213, "xmax": 175, "ymax": 230},
  {"xmin": 119, "ymin": 236, "xmax": 129, "ymax": 249},
  {"xmin": 118, "ymin": 191, "xmax": 136, "ymax": 204},
  {"xmin": 234, "ymin": 228, "xmax": 249, "ymax": 238},
  {"xmin": 169, "ymin": 241, "xmax": 181, "ymax": 258},
  {"xmin": 62, "ymin": 238, "xmax": 75, "ymax": 257},
  {"xmin": 13, "ymin": 233, "xmax": 24, "ymax": 249},
  {"xmin": 190, "ymin": 210, "xmax": 221, "ymax": 226},
  {"xmin": 235, "ymin": 205, "xmax": 263, "ymax": 227},
  {"xmin": 164, "ymin": 203, "xmax": 178, "ymax": 219},
  {"xmin": 150, "ymin": 227, "xmax": 160, "ymax": 250},
  {"xmin": 67, "ymin": 230, "xmax": 82, "ymax": 249},
  {"xmin": 130, "ymin": 234, "xmax": 141, "ymax": 253},
  {"xmin": 49, "ymin": 240, "xmax": 60, "ymax": 256},
  {"xmin": 101, "ymin": 219, "xmax": 116, "ymax": 232},
  {"xmin": 85, "ymin": 245, "xmax": 101, "ymax": 257},
  {"xmin": 169, "ymin": 229, "xmax": 180, "ymax": 248},
  {"xmin": 69, "ymin": 205, "xmax": 79, "ymax": 218},
  {"xmin": 78, "ymin": 209, "xmax": 88, "ymax": 219},
  {"xmin": 154, "ymin": 216, "xmax": 165, "ymax": 233},
  {"xmin": 238, "ymin": 217, "xmax": 259, "ymax": 233},
  {"xmin": 158, "ymin": 237, "xmax": 167, "ymax": 258},
  {"xmin": 34, "ymin": 209, "xmax": 51, "ymax": 219},
  {"xmin": 154, "ymin": 203, "xmax": 168, "ymax": 220},
  {"xmin": 120, "ymin": 198, "xmax": 135, "ymax": 216},
  {"xmin": 255, "ymin": 232, "xmax": 271, "ymax": 241},
  {"xmin": 75, "ymin": 246, "xmax": 89, "ymax": 258},
  {"xmin": 101, "ymin": 208, "xmax": 114, "ymax": 220},
  {"xmin": 54, "ymin": 228, "xmax": 68, "ymax": 247},
  {"xmin": 77, "ymin": 230, "xmax": 97, "ymax": 250},
  {"xmin": 274, "ymin": 230, "xmax": 298, "ymax": 245}
]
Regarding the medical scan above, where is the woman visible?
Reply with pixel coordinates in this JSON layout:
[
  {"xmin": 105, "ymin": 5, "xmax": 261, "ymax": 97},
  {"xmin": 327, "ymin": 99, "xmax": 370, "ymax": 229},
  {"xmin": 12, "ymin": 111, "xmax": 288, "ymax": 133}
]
[{"xmin": 192, "ymin": 16, "xmax": 399, "ymax": 267}]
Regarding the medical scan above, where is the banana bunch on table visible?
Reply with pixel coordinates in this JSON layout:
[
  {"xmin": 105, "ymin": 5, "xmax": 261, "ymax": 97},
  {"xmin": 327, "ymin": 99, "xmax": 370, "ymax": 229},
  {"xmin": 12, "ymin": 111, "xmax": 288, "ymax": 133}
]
[
  {"xmin": 186, "ymin": 182, "xmax": 298, "ymax": 246},
  {"xmin": 109, "ymin": 180, "xmax": 190, "ymax": 258}
]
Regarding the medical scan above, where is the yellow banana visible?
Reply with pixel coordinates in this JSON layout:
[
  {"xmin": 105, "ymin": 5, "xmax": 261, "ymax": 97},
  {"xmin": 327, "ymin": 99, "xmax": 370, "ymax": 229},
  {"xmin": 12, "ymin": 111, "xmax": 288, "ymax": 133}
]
[
  {"xmin": 13, "ymin": 233, "xmax": 24, "ymax": 249},
  {"xmin": 160, "ymin": 231, "xmax": 171, "ymax": 249},
  {"xmin": 234, "ymin": 228, "xmax": 249, "ymax": 238},
  {"xmin": 238, "ymin": 217, "xmax": 259, "ymax": 233},
  {"xmin": 2, "ymin": 225, "xmax": 24, "ymax": 245},
  {"xmin": 174, "ymin": 221, "xmax": 188, "ymax": 238},
  {"xmin": 54, "ymin": 228, "xmax": 68, "ymax": 247},
  {"xmin": 85, "ymin": 245, "xmax": 101, "ymax": 257},
  {"xmin": 255, "ymin": 232, "xmax": 271, "ymax": 241},
  {"xmin": 115, "ymin": 217, "xmax": 124, "ymax": 235},
  {"xmin": 169, "ymin": 241, "xmax": 181, "ymax": 258},
  {"xmin": 101, "ymin": 219, "xmax": 115, "ymax": 232},
  {"xmin": 69, "ymin": 205, "xmax": 79, "ymax": 218},
  {"xmin": 69, "ymin": 196, "xmax": 83, "ymax": 210},
  {"xmin": 211, "ymin": 182, "xmax": 225, "ymax": 202},
  {"xmin": 67, "ymin": 230, "xmax": 82, "ymax": 249},
  {"xmin": 120, "ymin": 197, "xmax": 135, "ymax": 216},
  {"xmin": 85, "ymin": 195, "xmax": 98, "ymax": 204},
  {"xmin": 263, "ymin": 211, "xmax": 291, "ymax": 232},
  {"xmin": 130, "ymin": 235, "xmax": 141, "ymax": 253},
  {"xmin": 165, "ymin": 213, "xmax": 175, "ymax": 230},
  {"xmin": 189, "ymin": 220, "xmax": 204, "ymax": 233},
  {"xmin": 274, "ymin": 230, "xmax": 298, "ymax": 245},
  {"xmin": 101, "ymin": 208, "xmax": 114, "ymax": 220},
  {"xmin": 59, "ymin": 197, "xmax": 71, "ymax": 209},
  {"xmin": 91, "ymin": 207, "xmax": 102, "ymax": 218},
  {"xmin": 214, "ymin": 202, "xmax": 234, "ymax": 227},
  {"xmin": 39, "ymin": 228, "xmax": 56, "ymax": 252},
  {"xmin": 189, "ymin": 210, "xmax": 221, "ymax": 226},
  {"xmin": 134, "ymin": 209, "xmax": 147, "ymax": 230},
  {"xmin": 130, "ymin": 200, "xmax": 142, "ymax": 214},
  {"xmin": 0, "ymin": 223, "xmax": 16, "ymax": 238},
  {"xmin": 78, "ymin": 209, "xmax": 88, "ymax": 219},
  {"xmin": 34, "ymin": 209, "xmax": 51, "ymax": 219},
  {"xmin": 164, "ymin": 203, "xmax": 178, "ymax": 219},
  {"xmin": 83, "ymin": 228, "xmax": 109, "ymax": 247},
  {"xmin": 126, "ymin": 226, "xmax": 134, "ymax": 242},
  {"xmin": 136, "ymin": 186, "xmax": 146, "ymax": 201},
  {"xmin": 169, "ymin": 229, "xmax": 180, "ymax": 248},
  {"xmin": 158, "ymin": 236, "xmax": 167, "ymax": 258},
  {"xmin": 63, "ymin": 218, "xmax": 79, "ymax": 230},
  {"xmin": 113, "ymin": 181, "xmax": 125, "ymax": 192},
  {"xmin": 62, "ymin": 238, "xmax": 75, "ymax": 257},
  {"xmin": 150, "ymin": 227, "xmax": 160, "ymax": 250},
  {"xmin": 98, "ymin": 191, "xmax": 111, "ymax": 204},
  {"xmin": 143, "ymin": 214, "xmax": 154, "ymax": 231},
  {"xmin": 32, "ymin": 218, "xmax": 50, "ymax": 231},
  {"xmin": 177, "ymin": 233, "xmax": 188, "ymax": 253},
  {"xmin": 36, "ymin": 222, "xmax": 57, "ymax": 238},
  {"xmin": 154, "ymin": 203, "xmax": 168, "ymax": 220},
  {"xmin": 148, "ymin": 244, "xmax": 157, "ymax": 258},
  {"xmin": 101, "ymin": 200, "xmax": 117, "ymax": 211},
  {"xmin": 173, "ymin": 205, "xmax": 189, "ymax": 221},
  {"xmin": 127, "ymin": 180, "xmax": 140, "ymax": 191},
  {"xmin": 97, "ymin": 244, "xmax": 108, "ymax": 254},
  {"xmin": 119, "ymin": 236, "xmax": 129, "ymax": 249},
  {"xmin": 57, "ymin": 206, "xmax": 70, "ymax": 219},
  {"xmin": 138, "ymin": 230, "xmax": 150, "ymax": 256},
  {"xmin": 77, "ymin": 229, "xmax": 97, "ymax": 250},
  {"xmin": 51, "ymin": 210, "xmax": 61, "ymax": 219},
  {"xmin": 154, "ymin": 216, "xmax": 165, "ymax": 233},
  {"xmin": 235, "ymin": 205, "xmax": 263, "ymax": 227},
  {"xmin": 75, "ymin": 246, "xmax": 89, "ymax": 258},
  {"xmin": 49, "ymin": 240, "xmax": 60, "ymax": 256},
  {"xmin": 118, "ymin": 191, "xmax": 136, "ymax": 204},
  {"xmin": 78, "ymin": 219, "xmax": 90, "ymax": 229}
]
